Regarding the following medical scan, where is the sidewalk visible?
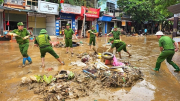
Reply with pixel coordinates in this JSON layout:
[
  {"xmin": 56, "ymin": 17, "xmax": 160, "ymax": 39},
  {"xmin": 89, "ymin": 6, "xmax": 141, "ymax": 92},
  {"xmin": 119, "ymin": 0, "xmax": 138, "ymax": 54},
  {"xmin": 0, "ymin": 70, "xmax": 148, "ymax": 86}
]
[{"xmin": 166, "ymin": 51, "xmax": 180, "ymax": 83}]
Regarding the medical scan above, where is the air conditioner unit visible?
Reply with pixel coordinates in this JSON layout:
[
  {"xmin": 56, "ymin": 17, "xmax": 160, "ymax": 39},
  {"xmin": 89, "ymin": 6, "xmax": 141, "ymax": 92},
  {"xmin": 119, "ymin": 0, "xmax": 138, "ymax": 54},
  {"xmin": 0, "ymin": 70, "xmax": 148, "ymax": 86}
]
[{"xmin": 30, "ymin": 6, "xmax": 37, "ymax": 11}]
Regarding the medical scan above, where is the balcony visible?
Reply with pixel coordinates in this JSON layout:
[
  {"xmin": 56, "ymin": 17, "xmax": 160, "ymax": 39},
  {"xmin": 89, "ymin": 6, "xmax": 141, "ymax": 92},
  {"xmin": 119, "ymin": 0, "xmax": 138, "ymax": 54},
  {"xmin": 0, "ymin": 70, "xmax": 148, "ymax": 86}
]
[{"xmin": 4, "ymin": 0, "xmax": 24, "ymax": 5}]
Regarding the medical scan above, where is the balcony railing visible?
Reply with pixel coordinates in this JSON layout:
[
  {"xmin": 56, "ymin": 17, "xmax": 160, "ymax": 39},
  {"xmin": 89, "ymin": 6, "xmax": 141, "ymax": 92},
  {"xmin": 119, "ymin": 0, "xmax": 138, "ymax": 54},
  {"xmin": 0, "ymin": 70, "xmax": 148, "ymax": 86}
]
[{"xmin": 4, "ymin": 0, "xmax": 24, "ymax": 5}]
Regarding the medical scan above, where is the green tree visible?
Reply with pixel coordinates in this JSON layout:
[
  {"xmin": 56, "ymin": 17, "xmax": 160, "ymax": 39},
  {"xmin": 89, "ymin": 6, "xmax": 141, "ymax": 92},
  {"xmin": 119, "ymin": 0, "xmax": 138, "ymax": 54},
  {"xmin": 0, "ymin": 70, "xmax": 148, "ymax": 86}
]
[
  {"xmin": 0, "ymin": 0, "xmax": 3, "ymax": 4},
  {"xmin": 117, "ymin": 0, "xmax": 163, "ymax": 22},
  {"xmin": 154, "ymin": 0, "xmax": 180, "ymax": 18}
]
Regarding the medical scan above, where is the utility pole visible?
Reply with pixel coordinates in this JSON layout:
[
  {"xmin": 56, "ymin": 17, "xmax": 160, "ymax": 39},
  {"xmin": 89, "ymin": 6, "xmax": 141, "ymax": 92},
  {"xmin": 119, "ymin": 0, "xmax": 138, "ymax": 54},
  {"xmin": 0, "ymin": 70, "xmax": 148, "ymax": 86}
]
[{"xmin": 81, "ymin": 0, "xmax": 86, "ymax": 38}]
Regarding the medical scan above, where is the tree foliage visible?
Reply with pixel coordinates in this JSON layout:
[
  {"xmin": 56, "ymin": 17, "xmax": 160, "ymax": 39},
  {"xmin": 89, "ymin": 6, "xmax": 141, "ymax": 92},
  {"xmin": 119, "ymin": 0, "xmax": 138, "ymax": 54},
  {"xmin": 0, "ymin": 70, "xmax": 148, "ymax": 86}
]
[
  {"xmin": 117, "ymin": 0, "xmax": 164, "ymax": 23},
  {"xmin": 117, "ymin": 0, "xmax": 180, "ymax": 23},
  {"xmin": 0, "ymin": 0, "xmax": 3, "ymax": 4},
  {"xmin": 154, "ymin": 0, "xmax": 180, "ymax": 17}
]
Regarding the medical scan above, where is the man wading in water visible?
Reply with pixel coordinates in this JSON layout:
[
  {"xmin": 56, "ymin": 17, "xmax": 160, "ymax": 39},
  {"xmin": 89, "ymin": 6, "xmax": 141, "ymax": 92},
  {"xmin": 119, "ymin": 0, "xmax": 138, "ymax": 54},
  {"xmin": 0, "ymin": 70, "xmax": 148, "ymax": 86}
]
[
  {"xmin": 63, "ymin": 23, "xmax": 78, "ymax": 54},
  {"xmin": 88, "ymin": 25, "xmax": 98, "ymax": 49},
  {"xmin": 154, "ymin": 31, "xmax": 180, "ymax": 73},
  {"xmin": 7, "ymin": 22, "xmax": 32, "ymax": 67},
  {"xmin": 34, "ymin": 29, "xmax": 64, "ymax": 67}
]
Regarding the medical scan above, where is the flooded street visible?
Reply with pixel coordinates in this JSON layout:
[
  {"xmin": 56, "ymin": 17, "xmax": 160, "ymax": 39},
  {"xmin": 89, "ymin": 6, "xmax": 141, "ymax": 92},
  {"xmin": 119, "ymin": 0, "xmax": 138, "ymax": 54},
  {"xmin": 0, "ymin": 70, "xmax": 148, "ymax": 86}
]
[{"xmin": 0, "ymin": 35, "xmax": 180, "ymax": 101}]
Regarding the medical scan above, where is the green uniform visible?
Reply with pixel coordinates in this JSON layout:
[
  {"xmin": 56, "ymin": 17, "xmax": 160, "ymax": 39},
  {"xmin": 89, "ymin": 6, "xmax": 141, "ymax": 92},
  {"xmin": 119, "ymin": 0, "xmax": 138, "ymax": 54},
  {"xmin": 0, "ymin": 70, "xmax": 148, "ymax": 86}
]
[
  {"xmin": 154, "ymin": 36, "xmax": 180, "ymax": 71},
  {"xmin": 111, "ymin": 40, "xmax": 127, "ymax": 52},
  {"xmin": 12, "ymin": 28, "xmax": 30, "ymax": 57},
  {"xmin": 64, "ymin": 28, "xmax": 74, "ymax": 47},
  {"xmin": 111, "ymin": 30, "xmax": 121, "ymax": 39},
  {"xmin": 34, "ymin": 34, "xmax": 59, "ymax": 58},
  {"xmin": 89, "ymin": 29, "xmax": 97, "ymax": 46}
]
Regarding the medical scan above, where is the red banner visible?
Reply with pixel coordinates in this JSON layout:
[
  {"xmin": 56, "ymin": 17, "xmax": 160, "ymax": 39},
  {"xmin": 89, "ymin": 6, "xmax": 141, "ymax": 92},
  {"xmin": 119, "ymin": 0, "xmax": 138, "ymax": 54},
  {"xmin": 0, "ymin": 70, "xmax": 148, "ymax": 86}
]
[
  {"xmin": 60, "ymin": 0, "xmax": 64, "ymax": 3},
  {"xmin": 75, "ymin": 15, "xmax": 95, "ymax": 21},
  {"xmin": 81, "ymin": 6, "xmax": 100, "ymax": 18}
]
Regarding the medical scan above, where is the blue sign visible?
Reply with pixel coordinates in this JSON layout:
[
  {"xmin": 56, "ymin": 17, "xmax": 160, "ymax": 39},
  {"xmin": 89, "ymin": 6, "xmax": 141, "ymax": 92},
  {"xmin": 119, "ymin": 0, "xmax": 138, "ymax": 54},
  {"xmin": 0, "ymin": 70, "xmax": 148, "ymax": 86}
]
[
  {"xmin": 98, "ymin": 16, "xmax": 112, "ymax": 22},
  {"xmin": 59, "ymin": 13, "xmax": 75, "ymax": 19},
  {"xmin": 55, "ymin": 20, "xmax": 60, "ymax": 36}
]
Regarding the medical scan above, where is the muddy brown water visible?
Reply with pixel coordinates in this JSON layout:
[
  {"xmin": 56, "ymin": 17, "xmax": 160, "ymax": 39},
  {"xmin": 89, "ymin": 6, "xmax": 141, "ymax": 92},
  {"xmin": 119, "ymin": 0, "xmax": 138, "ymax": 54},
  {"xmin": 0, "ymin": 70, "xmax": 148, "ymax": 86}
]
[{"xmin": 0, "ymin": 35, "xmax": 180, "ymax": 101}]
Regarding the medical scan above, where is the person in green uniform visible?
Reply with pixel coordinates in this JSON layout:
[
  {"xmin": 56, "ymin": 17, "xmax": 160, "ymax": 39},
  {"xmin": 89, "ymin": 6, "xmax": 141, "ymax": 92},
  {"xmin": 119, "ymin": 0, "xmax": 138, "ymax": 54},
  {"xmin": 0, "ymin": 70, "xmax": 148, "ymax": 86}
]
[
  {"xmin": 7, "ymin": 22, "xmax": 32, "ymax": 67},
  {"xmin": 34, "ymin": 29, "xmax": 64, "ymax": 67},
  {"xmin": 108, "ymin": 38, "xmax": 131, "ymax": 59},
  {"xmin": 107, "ymin": 26, "xmax": 121, "ymax": 40},
  {"xmin": 63, "ymin": 23, "xmax": 78, "ymax": 54},
  {"xmin": 88, "ymin": 25, "xmax": 98, "ymax": 49},
  {"xmin": 154, "ymin": 31, "xmax": 180, "ymax": 72}
]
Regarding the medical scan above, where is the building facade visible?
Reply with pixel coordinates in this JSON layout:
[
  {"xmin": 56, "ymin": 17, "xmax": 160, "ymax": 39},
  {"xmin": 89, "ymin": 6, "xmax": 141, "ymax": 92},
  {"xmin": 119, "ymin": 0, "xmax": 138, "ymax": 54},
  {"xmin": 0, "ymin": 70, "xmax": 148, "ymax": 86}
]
[
  {"xmin": 97, "ymin": 0, "xmax": 117, "ymax": 34},
  {"xmin": 0, "ymin": 0, "xmax": 59, "ymax": 36}
]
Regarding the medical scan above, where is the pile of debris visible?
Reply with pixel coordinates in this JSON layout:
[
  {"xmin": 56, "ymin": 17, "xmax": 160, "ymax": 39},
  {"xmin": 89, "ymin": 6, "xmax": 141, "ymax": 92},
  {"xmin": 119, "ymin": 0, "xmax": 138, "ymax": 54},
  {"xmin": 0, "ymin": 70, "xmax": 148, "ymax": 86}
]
[
  {"xmin": 20, "ymin": 52, "xmax": 143, "ymax": 101},
  {"xmin": 52, "ymin": 41, "xmax": 83, "ymax": 48}
]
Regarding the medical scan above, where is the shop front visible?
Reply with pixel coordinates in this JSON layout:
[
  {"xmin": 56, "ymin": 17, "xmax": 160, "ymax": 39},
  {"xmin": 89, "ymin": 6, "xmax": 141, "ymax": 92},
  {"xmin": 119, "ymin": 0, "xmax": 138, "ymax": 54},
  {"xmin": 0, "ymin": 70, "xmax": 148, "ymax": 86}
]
[
  {"xmin": 55, "ymin": 3, "xmax": 81, "ymax": 36},
  {"xmin": 55, "ymin": 13, "xmax": 75, "ymax": 36},
  {"xmin": 4, "ymin": 10, "xmax": 28, "ymax": 31},
  {"xmin": 75, "ymin": 15, "xmax": 96, "ymax": 36},
  {"xmin": 97, "ymin": 16, "xmax": 112, "ymax": 34},
  {"xmin": 76, "ymin": 6, "xmax": 100, "ymax": 36},
  {"xmin": 37, "ymin": 1, "xmax": 59, "ymax": 36},
  {"xmin": 28, "ymin": 13, "xmax": 46, "ymax": 36}
]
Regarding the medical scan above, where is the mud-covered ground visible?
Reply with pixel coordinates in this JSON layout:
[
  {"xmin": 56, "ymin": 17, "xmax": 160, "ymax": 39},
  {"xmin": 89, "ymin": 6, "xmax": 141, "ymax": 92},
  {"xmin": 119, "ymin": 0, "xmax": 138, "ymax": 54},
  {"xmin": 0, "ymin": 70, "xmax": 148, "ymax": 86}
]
[{"xmin": 0, "ymin": 35, "xmax": 180, "ymax": 101}]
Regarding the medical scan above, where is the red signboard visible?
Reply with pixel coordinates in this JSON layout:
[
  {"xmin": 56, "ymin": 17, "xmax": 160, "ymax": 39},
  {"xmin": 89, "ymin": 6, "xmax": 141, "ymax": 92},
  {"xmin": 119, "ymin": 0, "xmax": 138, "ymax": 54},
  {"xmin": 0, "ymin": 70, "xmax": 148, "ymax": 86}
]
[
  {"xmin": 75, "ymin": 15, "xmax": 95, "ymax": 21},
  {"xmin": 60, "ymin": 0, "xmax": 64, "ymax": 3},
  {"xmin": 81, "ymin": 6, "xmax": 100, "ymax": 18}
]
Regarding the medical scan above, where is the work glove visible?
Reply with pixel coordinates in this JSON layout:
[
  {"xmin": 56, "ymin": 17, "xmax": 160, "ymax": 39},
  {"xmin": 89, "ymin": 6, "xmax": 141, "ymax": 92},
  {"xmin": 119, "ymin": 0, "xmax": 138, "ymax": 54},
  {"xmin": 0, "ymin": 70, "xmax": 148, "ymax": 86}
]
[
  {"xmin": 9, "ymin": 33, "xmax": 18, "ymax": 36},
  {"xmin": 12, "ymin": 34, "xmax": 18, "ymax": 36},
  {"xmin": 88, "ymin": 30, "xmax": 91, "ymax": 33},
  {"xmin": 23, "ymin": 36, "xmax": 29, "ymax": 40}
]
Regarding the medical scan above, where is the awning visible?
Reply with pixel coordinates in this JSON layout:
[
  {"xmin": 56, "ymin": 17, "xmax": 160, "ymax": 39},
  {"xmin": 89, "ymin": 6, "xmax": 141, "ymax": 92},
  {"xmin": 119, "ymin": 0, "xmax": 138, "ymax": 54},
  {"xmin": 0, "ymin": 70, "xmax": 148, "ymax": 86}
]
[
  {"xmin": 98, "ymin": 16, "xmax": 112, "ymax": 22},
  {"xmin": 167, "ymin": 17, "xmax": 180, "ymax": 21},
  {"xmin": 0, "ymin": 6, "xmax": 36, "ymax": 12},
  {"xmin": 167, "ymin": 3, "xmax": 180, "ymax": 14}
]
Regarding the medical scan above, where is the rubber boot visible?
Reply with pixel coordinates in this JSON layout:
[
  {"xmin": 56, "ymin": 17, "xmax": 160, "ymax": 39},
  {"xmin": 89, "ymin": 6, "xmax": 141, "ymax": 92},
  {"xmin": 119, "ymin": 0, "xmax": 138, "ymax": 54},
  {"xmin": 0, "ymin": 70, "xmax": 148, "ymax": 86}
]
[
  {"xmin": 27, "ymin": 56, "xmax": 32, "ymax": 64},
  {"xmin": 171, "ymin": 63, "xmax": 180, "ymax": 72},
  {"xmin": 23, "ymin": 58, "xmax": 27, "ymax": 67},
  {"xmin": 153, "ymin": 62, "xmax": 161, "ymax": 72}
]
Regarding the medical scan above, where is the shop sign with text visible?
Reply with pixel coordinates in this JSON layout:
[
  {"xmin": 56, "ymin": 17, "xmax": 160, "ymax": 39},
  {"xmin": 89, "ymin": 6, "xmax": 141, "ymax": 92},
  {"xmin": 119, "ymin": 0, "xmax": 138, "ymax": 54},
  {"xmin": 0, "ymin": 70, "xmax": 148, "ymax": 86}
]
[
  {"xmin": 61, "ymin": 3, "xmax": 81, "ymax": 14},
  {"xmin": 38, "ymin": 1, "xmax": 59, "ymax": 15},
  {"xmin": 81, "ymin": 6, "xmax": 100, "ymax": 18}
]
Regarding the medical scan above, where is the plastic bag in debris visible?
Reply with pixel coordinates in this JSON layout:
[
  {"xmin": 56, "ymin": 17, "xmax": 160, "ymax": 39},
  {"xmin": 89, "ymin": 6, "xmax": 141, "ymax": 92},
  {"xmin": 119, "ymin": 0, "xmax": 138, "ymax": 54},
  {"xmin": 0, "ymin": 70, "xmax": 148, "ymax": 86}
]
[
  {"xmin": 21, "ymin": 76, "xmax": 37, "ymax": 84},
  {"xmin": 81, "ymin": 55, "xmax": 90, "ymax": 63},
  {"xmin": 112, "ymin": 55, "xmax": 125, "ymax": 66},
  {"xmin": 70, "ymin": 61, "xmax": 87, "ymax": 67}
]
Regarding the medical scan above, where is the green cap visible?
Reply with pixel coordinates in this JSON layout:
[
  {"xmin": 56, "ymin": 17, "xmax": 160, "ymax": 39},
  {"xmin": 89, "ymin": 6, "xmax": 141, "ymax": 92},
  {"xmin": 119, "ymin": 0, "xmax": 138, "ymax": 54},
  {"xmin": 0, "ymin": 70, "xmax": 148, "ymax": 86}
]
[
  {"xmin": 109, "ymin": 38, "xmax": 114, "ymax": 42},
  {"xmin": 40, "ymin": 29, "xmax": 47, "ymax": 34},
  {"xmin": 17, "ymin": 22, "xmax": 24, "ymax": 26},
  {"xmin": 114, "ymin": 26, "xmax": 117, "ymax": 28},
  {"xmin": 92, "ymin": 25, "xmax": 95, "ymax": 28},
  {"xmin": 66, "ymin": 23, "xmax": 70, "ymax": 26}
]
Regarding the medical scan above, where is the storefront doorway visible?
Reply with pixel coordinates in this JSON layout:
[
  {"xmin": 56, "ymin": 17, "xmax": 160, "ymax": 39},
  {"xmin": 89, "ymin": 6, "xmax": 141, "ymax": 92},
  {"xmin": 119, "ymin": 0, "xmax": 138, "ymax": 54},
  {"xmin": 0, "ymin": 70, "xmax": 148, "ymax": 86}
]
[
  {"xmin": 57, "ymin": 19, "xmax": 72, "ymax": 36},
  {"xmin": 0, "ymin": 12, "xmax": 3, "ymax": 35},
  {"xmin": 77, "ymin": 20, "xmax": 91, "ymax": 36},
  {"xmin": 107, "ymin": 22, "xmax": 114, "ymax": 33},
  {"xmin": 5, "ymin": 21, "xmax": 27, "ymax": 30}
]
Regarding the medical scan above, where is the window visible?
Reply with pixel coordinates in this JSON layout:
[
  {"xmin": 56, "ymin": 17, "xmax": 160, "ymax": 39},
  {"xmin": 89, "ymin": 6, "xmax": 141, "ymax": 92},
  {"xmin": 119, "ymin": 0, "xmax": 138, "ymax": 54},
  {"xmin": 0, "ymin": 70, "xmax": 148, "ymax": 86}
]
[
  {"xmin": 27, "ymin": 0, "xmax": 38, "ymax": 6},
  {"xmin": 107, "ymin": 2, "xmax": 115, "ymax": 13}
]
